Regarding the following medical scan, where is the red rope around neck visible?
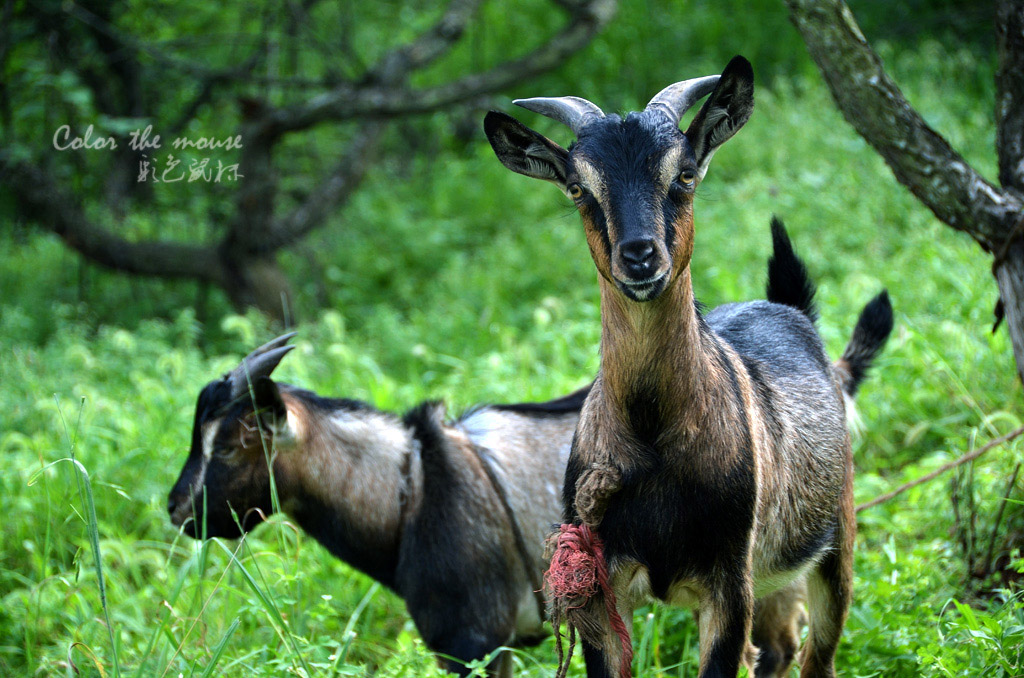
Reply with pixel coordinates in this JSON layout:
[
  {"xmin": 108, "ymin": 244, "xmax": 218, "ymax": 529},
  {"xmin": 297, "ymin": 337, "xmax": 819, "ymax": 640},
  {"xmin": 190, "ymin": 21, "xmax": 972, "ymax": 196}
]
[{"xmin": 545, "ymin": 523, "xmax": 632, "ymax": 678}]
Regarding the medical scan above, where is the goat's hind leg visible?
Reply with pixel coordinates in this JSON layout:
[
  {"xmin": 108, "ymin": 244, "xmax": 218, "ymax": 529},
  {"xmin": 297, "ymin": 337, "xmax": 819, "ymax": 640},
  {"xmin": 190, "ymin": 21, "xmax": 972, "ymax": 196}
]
[
  {"xmin": 752, "ymin": 579, "xmax": 806, "ymax": 678},
  {"xmin": 800, "ymin": 500, "xmax": 854, "ymax": 677},
  {"xmin": 491, "ymin": 650, "xmax": 513, "ymax": 678}
]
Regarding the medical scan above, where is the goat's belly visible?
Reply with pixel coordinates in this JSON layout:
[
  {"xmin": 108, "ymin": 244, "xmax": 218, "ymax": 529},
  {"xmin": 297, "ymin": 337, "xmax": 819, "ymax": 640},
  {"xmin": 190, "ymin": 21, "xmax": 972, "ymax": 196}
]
[
  {"xmin": 751, "ymin": 506, "xmax": 837, "ymax": 583},
  {"xmin": 665, "ymin": 577, "xmax": 702, "ymax": 607},
  {"xmin": 752, "ymin": 561, "xmax": 814, "ymax": 599}
]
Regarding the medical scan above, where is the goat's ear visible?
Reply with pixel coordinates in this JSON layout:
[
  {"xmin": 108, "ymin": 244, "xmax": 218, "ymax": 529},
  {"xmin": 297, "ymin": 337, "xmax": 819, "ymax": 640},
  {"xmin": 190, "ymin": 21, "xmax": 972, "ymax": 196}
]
[
  {"xmin": 684, "ymin": 56, "xmax": 754, "ymax": 180},
  {"xmin": 484, "ymin": 111, "xmax": 569, "ymax": 190},
  {"xmin": 252, "ymin": 377, "xmax": 287, "ymax": 430}
]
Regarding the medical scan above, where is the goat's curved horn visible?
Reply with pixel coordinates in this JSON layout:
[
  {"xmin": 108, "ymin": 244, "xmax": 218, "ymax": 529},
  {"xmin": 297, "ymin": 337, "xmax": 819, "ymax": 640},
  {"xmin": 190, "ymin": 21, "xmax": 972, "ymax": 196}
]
[
  {"xmin": 228, "ymin": 332, "xmax": 297, "ymax": 397},
  {"xmin": 248, "ymin": 331, "xmax": 297, "ymax": 357},
  {"xmin": 514, "ymin": 96, "xmax": 605, "ymax": 136},
  {"xmin": 644, "ymin": 75, "xmax": 720, "ymax": 127}
]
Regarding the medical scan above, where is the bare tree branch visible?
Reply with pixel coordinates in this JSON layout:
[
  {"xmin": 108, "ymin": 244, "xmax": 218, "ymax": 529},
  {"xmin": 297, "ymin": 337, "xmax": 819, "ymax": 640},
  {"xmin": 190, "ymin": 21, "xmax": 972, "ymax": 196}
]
[
  {"xmin": 63, "ymin": 2, "xmax": 332, "ymax": 89},
  {"xmin": 785, "ymin": 0, "xmax": 1021, "ymax": 251},
  {"xmin": 368, "ymin": 0, "xmax": 484, "ymax": 84},
  {"xmin": 0, "ymin": 152, "xmax": 224, "ymax": 283},
  {"xmin": 786, "ymin": 0, "xmax": 1024, "ymax": 385},
  {"xmin": 166, "ymin": 52, "xmax": 265, "ymax": 137},
  {"xmin": 8, "ymin": 0, "xmax": 616, "ymax": 318},
  {"xmin": 250, "ymin": 122, "xmax": 385, "ymax": 255},
  {"xmin": 266, "ymin": 0, "xmax": 617, "ymax": 136}
]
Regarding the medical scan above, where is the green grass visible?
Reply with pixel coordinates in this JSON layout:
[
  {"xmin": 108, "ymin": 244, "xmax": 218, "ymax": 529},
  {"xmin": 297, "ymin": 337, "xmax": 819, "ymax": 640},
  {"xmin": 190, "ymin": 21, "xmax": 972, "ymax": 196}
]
[{"xmin": 4, "ymin": 34, "xmax": 1024, "ymax": 678}]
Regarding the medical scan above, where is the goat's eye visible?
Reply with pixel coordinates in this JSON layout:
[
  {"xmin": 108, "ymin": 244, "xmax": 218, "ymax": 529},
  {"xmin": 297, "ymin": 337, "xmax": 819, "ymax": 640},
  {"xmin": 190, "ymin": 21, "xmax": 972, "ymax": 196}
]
[
  {"xmin": 679, "ymin": 169, "xmax": 697, "ymax": 186},
  {"xmin": 567, "ymin": 183, "xmax": 585, "ymax": 200}
]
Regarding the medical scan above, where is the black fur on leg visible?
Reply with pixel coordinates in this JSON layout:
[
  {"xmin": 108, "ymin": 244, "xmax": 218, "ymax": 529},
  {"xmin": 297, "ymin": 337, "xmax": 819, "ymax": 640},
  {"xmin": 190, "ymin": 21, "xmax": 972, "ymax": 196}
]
[
  {"xmin": 754, "ymin": 645, "xmax": 780, "ymax": 678},
  {"xmin": 582, "ymin": 638, "xmax": 613, "ymax": 678}
]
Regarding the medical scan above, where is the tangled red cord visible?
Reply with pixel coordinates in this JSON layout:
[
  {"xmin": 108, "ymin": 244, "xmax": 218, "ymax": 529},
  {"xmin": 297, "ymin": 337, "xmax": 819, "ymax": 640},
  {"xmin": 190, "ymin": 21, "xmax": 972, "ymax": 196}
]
[{"xmin": 545, "ymin": 523, "xmax": 633, "ymax": 678}]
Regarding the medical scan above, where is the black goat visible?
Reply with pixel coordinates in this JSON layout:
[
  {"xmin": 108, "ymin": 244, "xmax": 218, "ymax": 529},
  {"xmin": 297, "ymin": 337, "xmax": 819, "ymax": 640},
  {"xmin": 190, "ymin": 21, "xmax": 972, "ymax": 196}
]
[{"xmin": 167, "ymin": 335, "xmax": 585, "ymax": 677}]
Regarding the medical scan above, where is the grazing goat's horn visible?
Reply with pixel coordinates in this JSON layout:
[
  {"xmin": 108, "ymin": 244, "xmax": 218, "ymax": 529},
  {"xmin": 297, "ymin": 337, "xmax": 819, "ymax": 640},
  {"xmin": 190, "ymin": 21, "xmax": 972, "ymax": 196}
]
[
  {"xmin": 514, "ymin": 96, "xmax": 605, "ymax": 136},
  {"xmin": 228, "ymin": 332, "xmax": 297, "ymax": 397},
  {"xmin": 644, "ymin": 75, "xmax": 720, "ymax": 127}
]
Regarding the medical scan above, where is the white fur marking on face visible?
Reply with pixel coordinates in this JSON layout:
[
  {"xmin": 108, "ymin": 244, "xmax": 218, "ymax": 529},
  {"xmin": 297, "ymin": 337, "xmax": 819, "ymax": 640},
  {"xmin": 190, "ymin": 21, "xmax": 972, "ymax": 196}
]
[
  {"xmin": 573, "ymin": 158, "xmax": 607, "ymax": 204},
  {"xmin": 191, "ymin": 456, "xmax": 210, "ymax": 498},
  {"xmin": 201, "ymin": 420, "xmax": 219, "ymax": 460},
  {"xmin": 659, "ymin": 147, "xmax": 682, "ymax": 189}
]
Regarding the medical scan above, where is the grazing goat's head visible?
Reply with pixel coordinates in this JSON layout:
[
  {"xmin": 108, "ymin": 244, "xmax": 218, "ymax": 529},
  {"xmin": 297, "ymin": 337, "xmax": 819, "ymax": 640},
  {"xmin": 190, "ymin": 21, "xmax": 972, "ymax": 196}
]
[
  {"xmin": 167, "ymin": 333, "xmax": 296, "ymax": 539},
  {"xmin": 485, "ymin": 57, "xmax": 753, "ymax": 302}
]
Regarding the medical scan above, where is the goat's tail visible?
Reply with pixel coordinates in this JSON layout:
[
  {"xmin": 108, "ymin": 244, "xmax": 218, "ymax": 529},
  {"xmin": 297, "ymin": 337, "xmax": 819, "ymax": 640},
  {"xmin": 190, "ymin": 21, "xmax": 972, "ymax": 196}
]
[
  {"xmin": 766, "ymin": 216, "xmax": 819, "ymax": 322},
  {"xmin": 834, "ymin": 290, "xmax": 893, "ymax": 398}
]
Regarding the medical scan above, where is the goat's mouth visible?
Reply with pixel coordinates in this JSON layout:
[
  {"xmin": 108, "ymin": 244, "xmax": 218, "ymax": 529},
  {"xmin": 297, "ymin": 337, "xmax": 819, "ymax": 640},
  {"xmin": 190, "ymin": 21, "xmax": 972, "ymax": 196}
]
[
  {"xmin": 175, "ymin": 513, "xmax": 250, "ymax": 540},
  {"xmin": 616, "ymin": 271, "xmax": 668, "ymax": 301},
  {"xmin": 169, "ymin": 504, "xmax": 193, "ymax": 529}
]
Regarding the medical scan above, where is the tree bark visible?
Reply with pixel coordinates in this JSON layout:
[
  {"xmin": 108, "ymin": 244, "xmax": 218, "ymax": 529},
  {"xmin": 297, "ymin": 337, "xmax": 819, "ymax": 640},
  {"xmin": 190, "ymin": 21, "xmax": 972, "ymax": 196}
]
[
  {"xmin": 995, "ymin": 236, "xmax": 1024, "ymax": 383},
  {"xmin": 993, "ymin": 1, "xmax": 1024, "ymax": 383},
  {"xmin": 786, "ymin": 0, "xmax": 1024, "ymax": 384},
  {"xmin": 996, "ymin": 0, "xmax": 1024, "ymax": 194}
]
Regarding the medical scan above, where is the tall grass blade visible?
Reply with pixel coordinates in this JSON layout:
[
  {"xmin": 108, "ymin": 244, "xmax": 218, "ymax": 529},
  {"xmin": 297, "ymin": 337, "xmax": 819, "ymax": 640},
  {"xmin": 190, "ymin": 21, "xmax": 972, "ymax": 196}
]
[
  {"xmin": 330, "ymin": 581, "xmax": 380, "ymax": 676},
  {"xmin": 214, "ymin": 539, "xmax": 314, "ymax": 677},
  {"xmin": 56, "ymin": 395, "xmax": 121, "ymax": 678},
  {"xmin": 197, "ymin": 617, "xmax": 240, "ymax": 678}
]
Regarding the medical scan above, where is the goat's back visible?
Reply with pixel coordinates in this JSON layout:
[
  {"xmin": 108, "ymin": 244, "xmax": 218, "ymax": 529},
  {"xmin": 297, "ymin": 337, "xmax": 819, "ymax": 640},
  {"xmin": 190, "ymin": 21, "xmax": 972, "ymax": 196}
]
[{"xmin": 458, "ymin": 403, "xmax": 579, "ymax": 563}]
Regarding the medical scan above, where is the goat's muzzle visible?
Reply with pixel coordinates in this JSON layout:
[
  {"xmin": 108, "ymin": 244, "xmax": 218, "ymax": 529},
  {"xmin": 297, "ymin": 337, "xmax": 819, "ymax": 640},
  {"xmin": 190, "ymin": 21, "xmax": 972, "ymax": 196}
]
[
  {"xmin": 167, "ymin": 491, "xmax": 194, "ymax": 529},
  {"xmin": 613, "ymin": 238, "xmax": 670, "ymax": 301}
]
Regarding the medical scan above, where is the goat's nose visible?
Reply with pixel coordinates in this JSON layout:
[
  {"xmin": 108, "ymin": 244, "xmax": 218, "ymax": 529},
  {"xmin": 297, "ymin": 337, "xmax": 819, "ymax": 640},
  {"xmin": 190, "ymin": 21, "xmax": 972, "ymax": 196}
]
[
  {"xmin": 620, "ymin": 238, "xmax": 656, "ymax": 276},
  {"xmin": 167, "ymin": 494, "xmax": 181, "ymax": 516}
]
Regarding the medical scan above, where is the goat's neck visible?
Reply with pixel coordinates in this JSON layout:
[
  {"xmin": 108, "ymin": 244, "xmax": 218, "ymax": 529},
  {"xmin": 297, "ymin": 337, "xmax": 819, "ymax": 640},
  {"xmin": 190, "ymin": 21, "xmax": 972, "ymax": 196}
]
[
  {"xmin": 598, "ymin": 266, "xmax": 723, "ymax": 427},
  {"xmin": 276, "ymin": 399, "xmax": 418, "ymax": 586}
]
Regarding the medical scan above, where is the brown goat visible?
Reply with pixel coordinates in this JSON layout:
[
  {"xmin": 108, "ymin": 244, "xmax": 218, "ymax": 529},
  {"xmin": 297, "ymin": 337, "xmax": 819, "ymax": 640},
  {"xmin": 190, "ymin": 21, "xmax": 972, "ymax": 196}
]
[{"xmin": 485, "ymin": 56, "xmax": 893, "ymax": 678}]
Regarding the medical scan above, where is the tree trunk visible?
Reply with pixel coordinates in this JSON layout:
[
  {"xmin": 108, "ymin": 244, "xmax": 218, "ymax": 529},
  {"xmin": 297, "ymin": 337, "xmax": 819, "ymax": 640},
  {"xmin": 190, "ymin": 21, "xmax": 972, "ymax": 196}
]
[
  {"xmin": 786, "ymin": 0, "xmax": 1024, "ymax": 384},
  {"xmin": 995, "ymin": 239, "xmax": 1024, "ymax": 384},
  {"xmin": 994, "ymin": 1, "xmax": 1024, "ymax": 384},
  {"xmin": 221, "ymin": 255, "xmax": 293, "ymax": 323}
]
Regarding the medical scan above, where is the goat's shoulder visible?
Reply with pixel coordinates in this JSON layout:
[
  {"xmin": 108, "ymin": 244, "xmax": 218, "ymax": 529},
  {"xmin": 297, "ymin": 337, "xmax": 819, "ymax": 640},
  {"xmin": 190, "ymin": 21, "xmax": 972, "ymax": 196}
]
[
  {"xmin": 705, "ymin": 300, "xmax": 831, "ymax": 379},
  {"xmin": 456, "ymin": 388, "xmax": 583, "ymax": 471}
]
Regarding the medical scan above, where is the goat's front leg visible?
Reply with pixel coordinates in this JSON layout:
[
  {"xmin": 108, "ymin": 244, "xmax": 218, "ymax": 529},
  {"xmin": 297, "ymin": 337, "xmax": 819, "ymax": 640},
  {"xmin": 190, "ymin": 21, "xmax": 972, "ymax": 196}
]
[
  {"xmin": 697, "ymin": 571, "xmax": 756, "ymax": 678},
  {"xmin": 582, "ymin": 638, "xmax": 614, "ymax": 678}
]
